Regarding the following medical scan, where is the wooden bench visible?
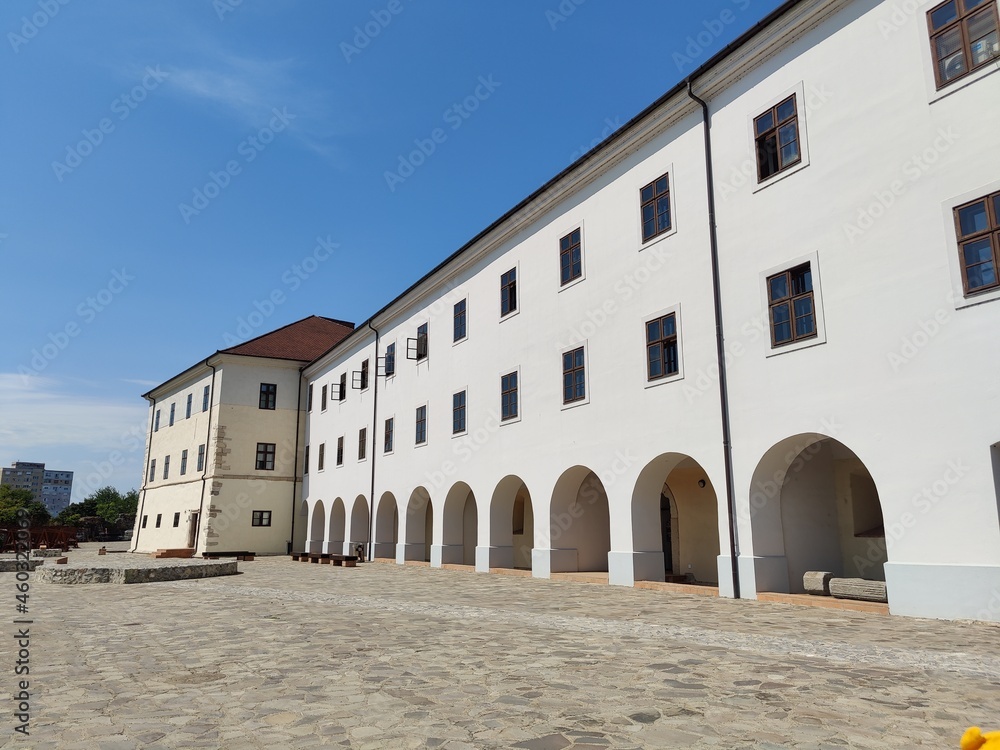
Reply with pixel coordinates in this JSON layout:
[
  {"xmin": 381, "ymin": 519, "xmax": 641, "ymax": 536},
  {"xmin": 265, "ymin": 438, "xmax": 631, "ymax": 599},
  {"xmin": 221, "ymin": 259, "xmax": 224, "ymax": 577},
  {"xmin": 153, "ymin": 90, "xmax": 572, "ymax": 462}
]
[
  {"xmin": 329, "ymin": 554, "xmax": 359, "ymax": 568},
  {"xmin": 202, "ymin": 551, "xmax": 255, "ymax": 561}
]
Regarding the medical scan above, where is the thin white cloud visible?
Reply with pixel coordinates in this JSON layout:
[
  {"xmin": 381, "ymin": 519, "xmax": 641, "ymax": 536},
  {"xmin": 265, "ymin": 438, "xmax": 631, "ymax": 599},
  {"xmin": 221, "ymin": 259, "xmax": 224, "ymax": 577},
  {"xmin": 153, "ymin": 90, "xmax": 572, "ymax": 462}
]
[{"xmin": 120, "ymin": 378, "xmax": 159, "ymax": 387}]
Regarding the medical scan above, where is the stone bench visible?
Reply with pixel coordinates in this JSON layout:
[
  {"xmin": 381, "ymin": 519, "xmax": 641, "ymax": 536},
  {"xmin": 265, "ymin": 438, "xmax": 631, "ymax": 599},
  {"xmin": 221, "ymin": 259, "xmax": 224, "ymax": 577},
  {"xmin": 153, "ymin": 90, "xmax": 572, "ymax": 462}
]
[
  {"xmin": 829, "ymin": 577, "xmax": 888, "ymax": 603},
  {"xmin": 329, "ymin": 554, "xmax": 359, "ymax": 568},
  {"xmin": 202, "ymin": 551, "xmax": 255, "ymax": 561}
]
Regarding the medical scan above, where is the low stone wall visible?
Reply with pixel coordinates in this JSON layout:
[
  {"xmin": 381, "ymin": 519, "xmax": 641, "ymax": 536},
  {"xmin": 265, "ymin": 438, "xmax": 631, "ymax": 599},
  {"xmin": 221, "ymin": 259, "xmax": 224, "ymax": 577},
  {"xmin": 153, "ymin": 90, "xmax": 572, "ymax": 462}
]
[
  {"xmin": 36, "ymin": 560, "xmax": 237, "ymax": 585},
  {"xmin": 32, "ymin": 549, "xmax": 66, "ymax": 558},
  {"xmin": 0, "ymin": 559, "xmax": 43, "ymax": 573}
]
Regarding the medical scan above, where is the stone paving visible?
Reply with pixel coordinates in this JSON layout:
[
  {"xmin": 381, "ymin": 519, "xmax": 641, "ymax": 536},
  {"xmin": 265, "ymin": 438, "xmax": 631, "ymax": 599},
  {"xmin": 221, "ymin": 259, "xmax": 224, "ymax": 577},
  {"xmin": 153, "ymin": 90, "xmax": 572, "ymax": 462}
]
[{"xmin": 2, "ymin": 548, "xmax": 998, "ymax": 749}]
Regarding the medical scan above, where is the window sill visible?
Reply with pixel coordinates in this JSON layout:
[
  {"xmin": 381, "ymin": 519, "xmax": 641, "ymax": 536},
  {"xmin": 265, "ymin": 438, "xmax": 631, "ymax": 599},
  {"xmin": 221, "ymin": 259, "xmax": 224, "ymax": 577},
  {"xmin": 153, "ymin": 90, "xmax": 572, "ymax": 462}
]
[
  {"xmin": 451, "ymin": 429, "xmax": 468, "ymax": 439},
  {"xmin": 752, "ymin": 159, "xmax": 809, "ymax": 194},
  {"xmin": 500, "ymin": 414, "xmax": 521, "ymax": 426},
  {"xmin": 499, "ymin": 309, "xmax": 520, "ymax": 324},
  {"xmin": 955, "ymin": 285, "xmax": 1000, "ymax": 310},
  {"xmin": 414, "ymin": 442, "xmax": 428, "ymax": 450},
  {"xmin": 644, "ymin": 372, "xmax": 684, "ymax": 390},
  {"xmin": 765, "ymin": 336, "xmax": 825, "ymax": 358},
  {"xmin": 639, "ymin": 225, "xmax": 677, "ymax": 253},
  {"xmin": 560, "ymin": 397, "xmax": 590, "ymax": 411},
  {"xmin": 558, "ymin": 274, "xmax": 586, "ymax": 293},
  {"xmin": 929, "ymin": 61, "xmax": 999, "ymax": 104},
  {"xmin": 452, "ymin": 335, "xmax": 468, "ymax": 347}
]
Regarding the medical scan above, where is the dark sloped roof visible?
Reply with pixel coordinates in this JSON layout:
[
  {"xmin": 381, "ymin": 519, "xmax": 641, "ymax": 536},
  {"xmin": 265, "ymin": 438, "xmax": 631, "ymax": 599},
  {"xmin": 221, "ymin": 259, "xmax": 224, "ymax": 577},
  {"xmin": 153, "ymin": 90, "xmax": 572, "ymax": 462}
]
[{"xmin": 221, "ymin": 316, "xmax": 355, "ymax": 362}]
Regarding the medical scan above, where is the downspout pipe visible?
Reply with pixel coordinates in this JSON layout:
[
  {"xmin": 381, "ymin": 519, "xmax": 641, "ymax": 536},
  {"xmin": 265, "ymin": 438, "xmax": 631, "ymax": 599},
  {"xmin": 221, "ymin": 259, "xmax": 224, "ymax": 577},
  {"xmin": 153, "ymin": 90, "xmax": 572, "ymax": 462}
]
[
  {"xmin": 367, "ymin": 320, "xmax": 380, "ymax": 562},
  {"xmin": 289, "ymin": 367, "xmax": 304, "ymax": 555},
  {"xmin": 193, "ymin": 361, "xmax": 218, "ymax": 554},
  {"xmin": 686, "ymin": 80, "xmax": 741, "ymax": 599},
  {"xmin": 131, "ymin": 395, "xmax": 157, "ymax": 553}
]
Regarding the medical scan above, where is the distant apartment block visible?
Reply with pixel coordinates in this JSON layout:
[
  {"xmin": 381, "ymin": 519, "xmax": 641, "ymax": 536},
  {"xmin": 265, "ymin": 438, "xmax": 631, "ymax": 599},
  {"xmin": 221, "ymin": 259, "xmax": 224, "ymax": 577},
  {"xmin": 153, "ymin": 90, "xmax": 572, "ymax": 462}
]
[{"xmin": 1, "ymin": 462, "xmax": 74, "ymax": 515}]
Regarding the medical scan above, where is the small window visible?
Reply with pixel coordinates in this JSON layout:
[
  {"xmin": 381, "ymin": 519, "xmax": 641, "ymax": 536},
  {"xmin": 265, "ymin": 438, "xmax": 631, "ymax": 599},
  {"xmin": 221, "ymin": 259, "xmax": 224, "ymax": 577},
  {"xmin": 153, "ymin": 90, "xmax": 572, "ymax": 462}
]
[
  {"xmin": 180, "ymin": 449, "xmax": 188, "ymax": 476},
  {"xmin": 755, "ymin": 95, "xmax": 800, "ymax": 182},
  {"xmin": 252, "ymin": 510, "xmax": 272, "ymax": 527},
  {"xmin": 154, "ymin": 410, "xmax": 160, "ymax": 432},
  {"xmin": 415, "ymin": 405, "xmax": 427, "ymax": 445},
  {"xmin": 321, "ymin": 384, "xmax": 328, "ymax": 411},
  {"xmin": 501, "ymin": 371, "xmax": 518, "ymax": 421},
  {"xmin": 307, "ymin": 384, "xmax": 314, "ymax": 412},
  {"xmin": 954, "ymin": 190, "xmax": 999, "ymax": 295},
  {"xmin": 384, "ymin": 418, "xmax": 394, "ymax": 453},
  {"xmin": 767, "ymin": 263, "xmax": 817, "ymax": 347},
  {"xmin": 202, "ymin": 385, "xmax": 210, "ymax": 412},
  {"xmin": 359, "ymin": 428, "xmax": 367, "ymax": 460},
  {"xmin": 640, "ymin": 175, "xmax": 671, "ymax": 242},
  {"xmin": 163, "ymin": 455, "xmax": 170, "ymax": 480},
  {"xmin": 186, "ymin": 394, "xmax": 193, "ymax": 419},
  {"xmin": 416, "ymin": 323, "xmax": 428, "ymax": 361},
  {"xmin": 259, "ymin": 383, "xmax": 276, "ymax": 410},
  {"xmin": 360, "ymin": 360, "xmax": 369, "ymax": 390},
  {"xmin": 560, "ymin": 228, "xmax": 583, "ymax": 284},
  {"xmin": 148, "ymin": 459, "xmax": 156, "ymax": 483},
  {"xmin": 173, "ymin": 512, "xmax": 180, "ymax": 528},
  {"xmin": 169, "ymin": 403, "xmax": 175, "ymax": 427},
  {"xmin": 304, "ymin": 445, "xmax": 310, "ymax": 474},
  {"xmin": 646, "ymin": 313, "xmax": 680, "ymax": 381},
  {"xmin": 155, "ymin": 514, "xmax": 162, "ymax": 528},
  {"xmin": 318, "ymin": 443, "xmax": 326, "ymax": 471},
  {"xmin": 500, "ymin": 268, "xmax": 517, "ymax": 316},
  {"xmin": 454, "ymin": 299, "xmax": 468, "ymax": 342},
  {"xmin": 141, "ymin": 515, "xmax": 148, "ymax": 529},
  {"xmin": 256, "ymin": 442, "xmax": 276, "ymax": 471},
  {"xmin": 562, "ymin": 347, "xmax": 586, "ymax": 404},
  {"xmin": 339, "ymin": 373, "xmax": 347, "ymax": 401},
  {"xmin": 336, "ymin": 436, "xmax": 344, "ymax": 466},
  {"xmin": 385, "ymin": 343, "xmax": 396, "ymax": 377},
  {"xmin": 453, "ymin": 390, "xmax": 467, "ymax": 434},
  {"xmin": 928, "ymin": 0, "xmax": 1000, "ymax": 88},
  {"xmin": 197, "ymin": 444, "xmax": 206, "ymax": 472}
]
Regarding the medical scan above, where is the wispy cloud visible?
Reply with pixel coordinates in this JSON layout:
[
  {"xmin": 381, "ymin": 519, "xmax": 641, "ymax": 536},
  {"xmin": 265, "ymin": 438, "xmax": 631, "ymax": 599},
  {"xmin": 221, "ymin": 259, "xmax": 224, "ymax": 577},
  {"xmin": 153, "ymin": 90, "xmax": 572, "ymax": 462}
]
[{"xmin": 120, "ymin": 378, "xmax": 159, "ymax": 387}]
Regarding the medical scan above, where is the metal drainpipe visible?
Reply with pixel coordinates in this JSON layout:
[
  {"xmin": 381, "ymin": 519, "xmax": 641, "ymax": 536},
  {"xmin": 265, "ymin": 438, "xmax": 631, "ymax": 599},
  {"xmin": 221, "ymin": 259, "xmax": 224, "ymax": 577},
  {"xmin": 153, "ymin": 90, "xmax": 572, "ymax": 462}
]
[
  {"xmin": 289, "ymin": 368, "xmax": 304, "ymax": 555},
  {"xmin": 131, "ymin": 395, "xmax": 157, "ymax": 553},
  {"xmin": 193, "ymin": 362, "xmax": 218, "ymax": 554},
  {"xmin": 367, "ymin": 320, "xmax": 380, "ymax": 562},
  {"xmin": 686, "ymin": 80, "xmax": 741, "ymax": 599}
]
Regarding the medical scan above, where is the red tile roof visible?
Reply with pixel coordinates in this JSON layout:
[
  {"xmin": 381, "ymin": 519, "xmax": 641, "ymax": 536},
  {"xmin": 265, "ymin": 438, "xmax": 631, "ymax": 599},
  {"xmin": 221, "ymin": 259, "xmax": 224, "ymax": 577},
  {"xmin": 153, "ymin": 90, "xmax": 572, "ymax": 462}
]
[{"xmin": 221, "ymin": 316, "xmax": 355, "ymax": 362}]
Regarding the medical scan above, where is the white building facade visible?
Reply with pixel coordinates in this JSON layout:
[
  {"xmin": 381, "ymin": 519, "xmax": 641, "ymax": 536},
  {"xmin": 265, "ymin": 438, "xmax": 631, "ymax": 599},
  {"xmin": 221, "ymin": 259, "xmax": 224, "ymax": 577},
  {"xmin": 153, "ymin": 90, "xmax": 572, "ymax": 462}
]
[{"xmin": 302, "ymin": 0, "xmax": 1000, "ymax": 622}]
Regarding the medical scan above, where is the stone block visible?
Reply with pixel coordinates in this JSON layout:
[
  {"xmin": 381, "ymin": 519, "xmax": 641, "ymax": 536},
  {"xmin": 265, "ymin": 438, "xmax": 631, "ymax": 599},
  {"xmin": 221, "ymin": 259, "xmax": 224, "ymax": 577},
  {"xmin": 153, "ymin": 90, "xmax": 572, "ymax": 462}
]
[
  {"xmin": 803, "ymin": 571, "xmax": 833, "ymax": 596},
  {"xmin": 829, "ymin": 577, "xmax": 888, "ymax": 603}
]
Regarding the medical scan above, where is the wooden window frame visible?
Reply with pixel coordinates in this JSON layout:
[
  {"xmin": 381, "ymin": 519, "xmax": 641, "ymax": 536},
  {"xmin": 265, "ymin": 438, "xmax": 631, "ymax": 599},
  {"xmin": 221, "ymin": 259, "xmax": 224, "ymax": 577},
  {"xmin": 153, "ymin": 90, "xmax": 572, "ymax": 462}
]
[
  {"xmin": 500, "ymin": 268, "xmax": 517, "ymax": 317},
  {"xmin": 173, "ymin": 512, "xmax": 180, "ymax": 528},
  {"xmin": 501, "ymin": 371, "xmax": 519, "ymax": 421},
  {"xmin": 180, "ymin": 449, "xmax": 188, "ymax": 476},
  {"xmin": 148, "ymin": 459, "xmax": 156, "ymax": 483},
  {"xmin": 197, "ymin": 444, "xmax": 205, "ymax": 472},
  {"xmin": 169, "ymin": 403, "xmax": 175, "ymax": 427},
  {"xmin": 767, "ymin": 263, "xmax": 817, "ymax": 348},
  {"xmin": 954, "ymin": 190, "xmax": 1000, "ymax": 295},
  {"xmin": 162, "ymin": 455, "xmax": 170, "ymax": 480},
  {"xmin": 358, "ymin": 428, "xmax": 367, "ymax": 461},
  {"xmin": 303, "ymin": 445, "xmax": 309, "ymax": 474},
  {"xmin": 928, "ymin": 0, "xmax": 1000, "ymax": 89},
  {"xmin": 384, "ymin": 417, "xmax": 394, "ymax": 454},
  {"xmin": 453, "ymin": 299, "xmax": 468, "ymax": 342},
  {"xmin": 321, "ymin": 384, "xmax": 328, "ymax": 411},
  {"xmin": 562, "ymin": 346, "xmax": 586, "ymax": 405},
  {"xmin": 640, "ymin": 174, "xmax": 672, "ymax": 242},
  {"xmin": 360, "ymin": 359, "xmax": 370, "ymax": 391},
  {"xmin": 186, "ymin": 394, "xmax": 192, "ymax": 419},
  {"xmin": 339, "ymin": 373, "xmax": 347, "ymax": 401},
  {"xmin": 755, "ymin": 94, "xmax": 801, "ymax": 183},
  {"xmin": 415, "ymin": 405, "xmax": 428, "ymax": 445},
  {"xmin": 202, "ymin": 385, "xmax": 210, "ymax": 412},
  {"xmin": 256, "ymin": 442, "xmax": 276, "ymax": 471},
  {"xmin": 416, "ymin": 323, "xmax": 428, "ymax": 361},
  {"xmin": 560, "ymin": 228, "xmax": 583, "ymax": 285},
  {"xmin": 385, "ymin": 343, "xmax": 396, "ymax": 377},
  {"xmin": 258, "ymin": 383, "xmax": 277, "ymax": 410},
  {"xmin": 646, "ymin": 313, "xmax": 680, "ymax": 382},
  {"xmin": 307, "ymin": 384, "xmax": 313, "ymax": 412},
  {"xmin": 452, "ymin": 390, "xmax": 467, "ymax": 435},
  {"xmin": 318, "ymin": 443, "xmax": 326, "ymax": 471},
  {"xmin": 252, "ymin": 510, "xmax": 272, "ymax": 527},
  {"xmin": 336, "ymin": 436, "xmax": 344, "ymax": 466}
]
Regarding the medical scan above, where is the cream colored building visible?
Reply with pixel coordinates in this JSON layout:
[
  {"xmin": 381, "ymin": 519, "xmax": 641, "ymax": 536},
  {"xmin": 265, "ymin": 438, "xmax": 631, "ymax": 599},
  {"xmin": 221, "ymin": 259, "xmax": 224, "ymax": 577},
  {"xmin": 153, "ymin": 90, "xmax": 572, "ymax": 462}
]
[{"xmin": 130, "ymin": 316, "xmax": 353, "ymax": 556}]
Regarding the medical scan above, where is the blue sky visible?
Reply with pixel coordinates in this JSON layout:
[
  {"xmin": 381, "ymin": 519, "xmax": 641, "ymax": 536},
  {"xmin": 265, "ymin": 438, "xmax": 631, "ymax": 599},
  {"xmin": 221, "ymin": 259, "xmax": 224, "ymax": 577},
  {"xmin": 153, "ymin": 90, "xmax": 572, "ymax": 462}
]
[{"xmin": 0, "ymin": 0, "xmax": 786, "ymax": 501}]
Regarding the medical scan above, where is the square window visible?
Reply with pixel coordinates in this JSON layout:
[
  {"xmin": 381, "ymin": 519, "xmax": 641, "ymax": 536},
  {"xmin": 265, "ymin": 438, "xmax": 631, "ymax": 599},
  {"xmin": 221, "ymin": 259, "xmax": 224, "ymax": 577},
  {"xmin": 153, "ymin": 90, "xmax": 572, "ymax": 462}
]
[
  {"xmin": 256, "ymin": 442, "xmax": 276, "ymax": 471},
  {"xmin": 359, "ymin": 428, "xmax": 367, "ymax": 460},
  {"xmin": 259, "ymin": 383, "xmax": 277, "ymax": 410},
  {"xmin": 385, "ymin": 343, "xmax": 396, "ymax": 377},
  {"xmin": 453, "ymin": 390, "xmax": 467, "ymax": 434},
  {"xmin": 755, "ymin": 95, "xmax": 801, "ymax": 182},
  {"xmin": 560, "ymin": 229, "xmax": 583, "ymax": 284},
  {"xmin": 562, "ymin": 347, "xmax": 586, "ymax": 404},
  {"xmin": 252, "ymin": 510, "xmax": 272, "ymax": 527},
  {"xmin": 415, "ymin": 405, "xmax": 427, "ymax": 445},
  {"xmin": 501, "ymin": 371, "xmax": 518, "ymax": 421},
  {"xmin": 954, "ymin": 191, "xmax": 1000, "ymax": 295},
  {"xmin": 454, "ymin": 299, "xmax": 467, "ymax": 342},
  {"xmin": 500, "ymin": 268, "xmax": 517, "ymax": 316},
  {"xmin": 767, "ymin": 263, "xmax": 817, "ymax": 347},
  {"xmin": 640, "ymin": 175, "xmax": 672, "ymax": 242},
  {"xmin": 384, "ymin": 418, "xmax": 394, "ymax": 453},
  {"xmin": 928, "ymin": 0, "xmax": 999, "ymax": 88}
]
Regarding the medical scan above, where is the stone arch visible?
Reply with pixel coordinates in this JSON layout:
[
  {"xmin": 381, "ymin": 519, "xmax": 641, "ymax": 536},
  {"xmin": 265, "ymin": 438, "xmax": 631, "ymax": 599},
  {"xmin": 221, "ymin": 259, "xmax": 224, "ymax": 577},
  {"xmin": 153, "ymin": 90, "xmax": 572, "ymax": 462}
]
[
  {"xmin": 374, "ymin": 491, "xmax": 398, "ymax": 559},
  {"xmin": 630, "ymin": 453, "xmax": 720, "ymax": 584},
  {"xmin": 328, "ymin": 498, "xmax": 347, "ymax": 554},
  {"xmin": 547, "ymin": 466, "xmax": 610, "ymax": 573},
  {"xmin": 403, "ymin": 486, "xmax": 433, "ymax": 562},
  {"xmin": 440, "ymin": 481, "xmax": 478, "ymax": 566},
  {"xmin": 749, "ymin": 434, "xmax": 886, "ymax": 594},
  {"xmin": 307, "ymin": 499, "xmax": 326, "ymax": 553},
  {"xmin": 488, "ymin": 475, "xmax": 534, "ymax": 570},
  {"xmin": 293, "ymin": 498, "xmax": 309, "ymax": 553},
  {"xmin": 348, "ymin": 494, "xmax": 370, "ymax": 555}
]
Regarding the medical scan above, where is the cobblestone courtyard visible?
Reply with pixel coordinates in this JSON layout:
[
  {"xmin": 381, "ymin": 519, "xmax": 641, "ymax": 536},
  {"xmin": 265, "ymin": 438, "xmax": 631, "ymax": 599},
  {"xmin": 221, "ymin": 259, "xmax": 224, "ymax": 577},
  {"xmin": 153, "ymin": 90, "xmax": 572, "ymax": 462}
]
[{"xmin": 5, "ymin": 552, "xmax": 999, "ymax": 749}]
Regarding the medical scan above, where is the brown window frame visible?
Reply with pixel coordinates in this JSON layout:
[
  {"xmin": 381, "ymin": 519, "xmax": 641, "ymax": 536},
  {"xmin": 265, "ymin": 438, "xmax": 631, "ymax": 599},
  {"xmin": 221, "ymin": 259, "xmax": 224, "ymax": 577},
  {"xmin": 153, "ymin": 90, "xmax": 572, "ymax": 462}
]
[
  {"xmin": 954, "ymin": 190, "xmax": 1000, "ymax": 296},
  {"xmin": 336, "ymin": 436, "xmax": 344, "ymax": 466},
  {"xmin": 562, "ymin": 347, "xmax": 586, "ymax": 404},
  {"xmin": 255, "ymin": 442, "xmax": 276, "ymax": 471},
  {"xmin": 385, "ymin": 343, "xmax": 396, "ymax": 376},
  {"xmin": 454, "ymin": 299, "xmax": 467, "ymax": 341},
  {"xmin": 453, "ymin": 390, "xmax": 467, "ymax": 434},
  {"xmin": 318, "ymin": 443, "xmax": 326, "ymax": 471},
  {"xmin": 754, "ymin": 95, "xmax": 801, "ymax": 183},
  {"xmin": 927, "ymin": 0, "xmax": 1000, "ymax": 89},
  {"xmin": 321, "ymin": 384, "xmax": 328, "ymax": 411},
  {"xmin": 501, "ymin": 371, "xmax": 518, "ymax": 421},
  {"xmin": 384, "ymin": 418, "xmax": 394, "ymax": 453},
  {"xmin": 358, "ymin": 428, "xmax": 367, "ymax": 460},
  {"xmin": 339, "ymin": 373, "xmax": 347, "ymax": 401},
  {"xmin": 360, "ymin": 359, "xmax": 369, "ymax": 390},
  {"xmin": 560, "ymin": 229, "xmax": 583, "ymax": 284},
  {"xmin": 766, "ymin": 263, "xmax": 817, "ymax": 348},
  {"xmin": 303, "ymin": 445, "xmax": 309, "ymax": 474},
  {"xmin": 640, "ymin": 175, "xmax": 671, "ymax": 242},
  {"xmin": 500, "ymin": 268, "xmax": 517, "ymax": 316},
  {"xmin": 258, "ymin": 383, "xmax": 277, "ymax": 410},
  {"xmin": 415, "ymin": 405, "xmax": 427, "ymax": 445},
  {"xmin": 416, "ymin": 323, "xmax": 428, "ymax": 360},
  {"xmin": 307, "ymin": 384, "xmax": 314, "ymax": 412},
  {"xmin": 646, "ymin": 313, "xmax": 679, "ymax": 381}
]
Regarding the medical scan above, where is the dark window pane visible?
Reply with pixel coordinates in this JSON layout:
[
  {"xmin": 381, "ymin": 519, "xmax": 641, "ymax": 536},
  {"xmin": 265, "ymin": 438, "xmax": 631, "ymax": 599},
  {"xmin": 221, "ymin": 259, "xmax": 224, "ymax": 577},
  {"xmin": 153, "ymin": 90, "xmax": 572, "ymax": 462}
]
[
  {"xmin": 795, "ymin": 313, "xmax": 815, "ymax": 337},
  {"xmin": 648, "ymin": 349, "xmax": 662, "ymax": 379},
  {"xmin": 772, "ymin": 303, "xmax": 791, "ymax": 325},
  {"xmin": 965, "ymin": 0, "xmax": 989, "ymax": 9},
  {"xmin": 937, "ymin": 28, "xmax": 967, "ymax": 79},
  {"xmin": 773, "ymin": 320, "xmax": 792, "ymax": 343},
  {"xmin": 640, "ymin": 185, "xmax": 653, "ymax": 203},
  {"xmin": 778, "ymin": 122, "xmax": 798, "ymax": 147},
  {"xmin": 963, "ymin": 238, "xmax": 994, "ymax": 264},
  {"xmin": 755, "ymin": 111, "xmax": 774, "ymax": 135},
  {"xmin": 663, "ymin": 315, "xmax": 676, "ymax": 337},
  {"xmin": 665, "ymin": 341, "xmax": 679, "ymax": 375},
  {"xmin": 571, "ymin": 229, "xmax": 580, "ymax": 244},
  {"xmin": 931, "ymin": 0, "xmax": 958, "ymax": 29},
  {"xmin": 655, "ymin": 176, "xmax": 668, "ymax": 195},
  {"xmin": 646, "ymin": 320, "xmax": 660, "ymax": 342},
  {"xmin": 793, "ymin": 297, "xmax": 813, "ymax": 318},
  {"xmin": 758, "ymin": 135, "xmax": 779, "ymax": 178},
  {"xmin": 791, "ymin": 266, "xmax": 812, "ymax": 294},
  {"xmin": 959, "ymin": 201, "xmax": 990, "ymax": 236},
  {"xmin": 563, "ymin": 352, "xmax": 572, "ymax": 370},
  {"xmin": 642, "ymin": 219, "xmax": 656, "ymax": 241},
  {"xmin": 776, "ymin": 97, "xmax": 796, "ymax": 122},
  {"xmin": 967, "ymin": 260, "xmax": 997, "ymax": 290},
  {"xmin": 642, "ymin": 203, "xmax": 655, "ymax": 223},
  {"xmin": 769, "ymin": 275, "xmax": 788, "ymax": 302},
  {"xmin": 993, "ymin": 195, "xmax": 1000, "ymax": 223}
]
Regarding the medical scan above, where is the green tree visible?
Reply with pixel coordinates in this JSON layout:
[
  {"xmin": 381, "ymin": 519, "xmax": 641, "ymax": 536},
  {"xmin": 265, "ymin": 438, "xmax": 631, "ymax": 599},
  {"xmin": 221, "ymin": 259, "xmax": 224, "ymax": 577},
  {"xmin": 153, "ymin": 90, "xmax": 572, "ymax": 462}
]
[
  {"xmin": 0, "ymin": 485, "xmax": 51, "ymax": 526},
  {"xmin": 57, "ymin": 486, "xmax": 138, "ymax": 526}
]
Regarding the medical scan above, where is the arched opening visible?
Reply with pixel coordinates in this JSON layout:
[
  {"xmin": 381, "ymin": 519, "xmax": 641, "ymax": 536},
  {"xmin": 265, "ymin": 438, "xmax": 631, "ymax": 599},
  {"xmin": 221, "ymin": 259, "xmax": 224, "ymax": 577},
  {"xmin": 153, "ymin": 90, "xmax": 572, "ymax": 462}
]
[
  {"xmin": 488, "ymin": 475, "xmax": 534, "ymax": 570},
  {"xmin": 631, "ymin": 454, "xmax": 720, "ymax": 585},
  {"xmin": 293, "ymin": 498, "xmax": 309, "ymax": 553},
  {"xmin": 307, "ymin": 500, "xmax": 325, "ymax": 554},
  {"xmin": 348, "ymin": 495, "xmax": 370, "ymax": 556},
  {"xmin": 441, "ymin": 482, "xmax": 478, "ymax": 566},
  {"xmin": 374, "ymin": 492, "xmax": 398, "ymax": 560},
  {"xmin": 749, "ymin": 434, "xmax": 887, "ymax": 594},
  {"xmin": 328, "ymin": 498, "xmax": 346, "ymax": 554},
  {"xmin": 402, "ymin": 486, "xmax": 433, "ymax": 562},
  {"xmin": 547, "ymin": 466, "xmax": 610, "ymax": 574}
]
